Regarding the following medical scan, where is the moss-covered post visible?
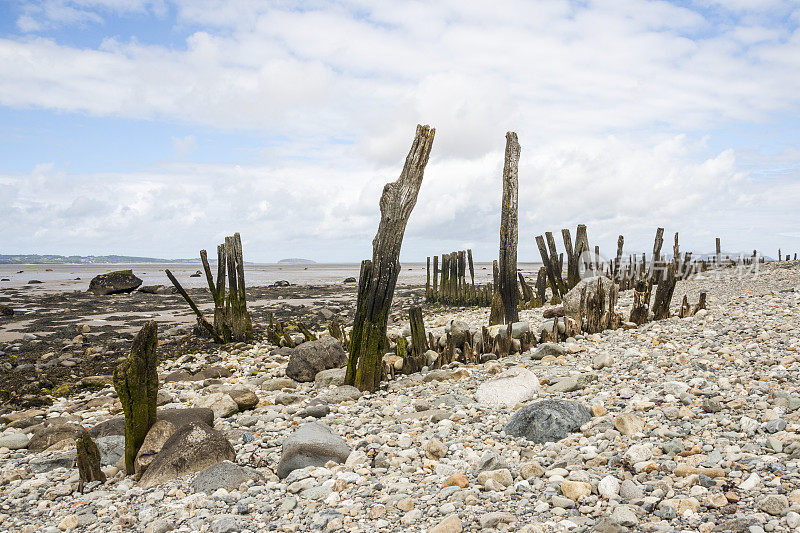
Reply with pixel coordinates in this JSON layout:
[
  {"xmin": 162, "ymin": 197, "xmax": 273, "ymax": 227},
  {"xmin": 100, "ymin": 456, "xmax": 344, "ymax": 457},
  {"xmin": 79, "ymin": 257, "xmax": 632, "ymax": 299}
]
[
  {"xmin": 345, "ymin": 124, "xmax": 435, "ymax": 392},
  {"xmin": 408, "ymin": 306, "xmax": 428, "ymax": 374},
  {"xmin": 498, "ymin": 132, "xmax": 520, "ymax": 325},
  {"xmin": 113, "ymin": 321, "xmax": 158, "ymax": 475},
  {"xmin": 76, "ymin": 429, "xmax": 106, "ymax": 492}
]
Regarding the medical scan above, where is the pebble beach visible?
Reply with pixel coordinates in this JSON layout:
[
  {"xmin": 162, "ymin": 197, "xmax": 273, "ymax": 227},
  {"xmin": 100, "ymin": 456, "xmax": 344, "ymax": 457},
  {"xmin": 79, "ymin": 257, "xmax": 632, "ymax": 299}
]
[{"xmin": 1, "ymin": 261, "xmax": 799, "ymax": 533}]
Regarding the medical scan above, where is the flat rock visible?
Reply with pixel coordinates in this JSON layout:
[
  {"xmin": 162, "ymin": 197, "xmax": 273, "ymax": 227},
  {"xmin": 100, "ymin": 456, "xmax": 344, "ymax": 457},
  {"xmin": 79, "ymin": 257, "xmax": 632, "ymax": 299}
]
[
  {"xmin": 0, "ymin": 432, "xmax": 30, "ymax": 450},
  {"xmin": 190, "ymin": 460, "xmax": 261, "ymax": 494},
  {"xmin": 475, "ymin": 366, "xmax": 540, "ymax": 408},
  {"xmin": 277, "ymin": 422, "xmax": 350, "ymax": 479},
  {"xmin": 139, "ymin": 422, "xmax": 235, "ymax": 488},
  {"xmin": 504, "ymin": 399, "xmax": 591, "ymax": 443},
  {"xmin": 532, "ymin": 342, "xmax": 565, "ymax": 360},
  {"xmin": 317, "ymin": 385, "xmax": 361, "ymax": 404}
]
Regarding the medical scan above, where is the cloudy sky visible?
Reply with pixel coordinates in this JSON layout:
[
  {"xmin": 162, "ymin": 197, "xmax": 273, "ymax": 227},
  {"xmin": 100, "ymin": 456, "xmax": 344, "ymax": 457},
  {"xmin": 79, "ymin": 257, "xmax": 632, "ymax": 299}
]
[{"xmin": 1, "ymin": 0, "xmax": 800, "ymax": 263}]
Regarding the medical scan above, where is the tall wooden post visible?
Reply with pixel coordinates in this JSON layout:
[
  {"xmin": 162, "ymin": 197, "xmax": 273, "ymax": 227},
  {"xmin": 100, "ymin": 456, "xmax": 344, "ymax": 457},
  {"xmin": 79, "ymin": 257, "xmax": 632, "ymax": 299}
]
[
  {"xmin": 574, "ymin": 224, "xmax": 590, "ymax": 276},
  {"xmin": 614, "ymin": 235, "xmax": 624, "ymax": 282},
  {"xmin": 498, "ymin": 132, "xmax": 520, "ymax": 325},
  {"xmin": 432, "ymin": 255, "xmax": 439, "ymax": 301},
  {"xmin": 716, "ymin": 238, "xmax": 721, "ymax": 266},
  {"xmin": 345, "ymin": 124, "xmax": 435, "ymax": 392}
]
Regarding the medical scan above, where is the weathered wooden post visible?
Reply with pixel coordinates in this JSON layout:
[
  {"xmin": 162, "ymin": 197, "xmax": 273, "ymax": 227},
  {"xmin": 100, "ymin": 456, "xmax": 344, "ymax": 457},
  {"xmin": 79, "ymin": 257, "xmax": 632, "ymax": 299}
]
[
  {"xmin": 113, "ymin": 321, "xmax": 158, "ymax": 475},
  {"xmin": 613, "ymin": 235, "xmax": 624, "ymax": 282},
  {"xmin": 201, "ymin": 247, "xmax": 231, "ymax": 342},
  {"xmin": 535, "ymin": 266, "xmax": 547, "ymax": 304},
  {"xmin": 426, "ymin": 257, "xmax": 431, "ymax": 301},
  {"xmin": 652, "ymin": 263, "xmax": 677, "ymax": 320},
  {"xmin": 536, "ymin": 235, "xmax": 560, "ymax": 301},
  {"xmin": 225, "ymin": 233, "xmax": 253, "ymax": 341},
  {"xmin": 345, "ymin": 124, "xmax": 435, "ymax": 392},
  {"xmin": 432, "ymin": 255, "xmax": 439, "ymax": 301},
  {"xmin": 498, "ymin": 132, "xmax": 520, "ymax": 325},
  {"xmin": 407, "ymin": 307, "xmax": 428, "ymax": 373},
  {"xmin": 716, "ymin": 238, "xmax": 721, "ymax": 266},
  {"xmin": 76, "ymin": 430, "xmax": 106, "ymax": 492},
  {"xmin": 574, "ymin": 225, "xmax": 590, "ymax": 276},
  {"xmin": 562, "ymin": 229, "xmax": 579, "ymax": 289}
]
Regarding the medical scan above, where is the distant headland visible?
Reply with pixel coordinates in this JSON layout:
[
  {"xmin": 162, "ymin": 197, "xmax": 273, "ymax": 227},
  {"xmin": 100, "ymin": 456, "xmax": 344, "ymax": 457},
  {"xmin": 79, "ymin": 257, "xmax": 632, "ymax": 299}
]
[{"xmin": 0, "ymin": 254, "xmax": 199, "ymax": 264}]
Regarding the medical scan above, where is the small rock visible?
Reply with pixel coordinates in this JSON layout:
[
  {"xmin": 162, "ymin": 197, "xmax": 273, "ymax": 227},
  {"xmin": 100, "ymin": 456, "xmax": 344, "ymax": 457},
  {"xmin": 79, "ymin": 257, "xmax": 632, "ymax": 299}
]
[{"xmin": 561, "ymin": 480, "xmax": 591, "ymax": 501}]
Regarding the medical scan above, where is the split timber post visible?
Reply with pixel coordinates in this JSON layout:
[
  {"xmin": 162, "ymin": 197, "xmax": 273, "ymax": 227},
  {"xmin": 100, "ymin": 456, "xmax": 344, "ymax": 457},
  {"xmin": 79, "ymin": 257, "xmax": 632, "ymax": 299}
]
[
  {"xmin": 345, "ymin": 124, "xmax": 435, "ymax": 392},
  {"xmin": 574, "ymin": 225, "xmax": 590, "ymax": 277},
  {"xmin": 498, "ymin": 132, "xmax": 521, "ymax": 325},
  {"xmin": 536, "ymin": 235, "xmax": 561, "ymax": 302},
  {"xmin": 614, "ymin": 235, "xmax": 624, "ymax": 282},
  {"xmin": 225, "ymin": 233, "xmax": 253, "ymax": 341},
  {"xmin": 113, "ymin": 321, "xmax": 158, "ymax": 475},
  {"xmin": 76, "ymin": 430, "xmax": 105, "ymax": 492},
  {"xmin": 407, "ymin": 307, "xmax": 428, "ymax": 374}
]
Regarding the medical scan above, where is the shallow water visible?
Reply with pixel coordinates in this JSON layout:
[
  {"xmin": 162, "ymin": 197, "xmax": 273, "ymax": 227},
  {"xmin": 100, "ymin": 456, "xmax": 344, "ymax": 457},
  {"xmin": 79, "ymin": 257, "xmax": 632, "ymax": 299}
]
[{"xmin": 0, "ymin": 261, "xmax": 544, "ymax": 293}]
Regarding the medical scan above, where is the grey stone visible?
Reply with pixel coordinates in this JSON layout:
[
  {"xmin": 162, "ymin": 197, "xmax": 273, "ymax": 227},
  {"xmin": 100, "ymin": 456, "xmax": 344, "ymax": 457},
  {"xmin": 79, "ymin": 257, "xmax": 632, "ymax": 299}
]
[
  {"xmin": 285, "ymin": 337, "xmax": 347, "ymax": 382},
  {"xmin": 190, "ymin": 460, "xmax": 261, "ymax": 494},
  {"xmin": 277, "ymin": 422, "xmax": 350, "ymax": 479},
  {"xmin": 758, "ymin": 494, "xmax": 788, "ymax": 516},
  {"xmin": 299, "ymin": 404, "xmax": 330, "ymax": 418},
  {"xmin": 139, "ymin": 422, "xmax": 235, "ymax": 488},
  {"xmin": 0, "ymin": 432, "xmax": 29, "ymax": 450},
  {"xmin": 95, "ymin": 435, "xmax": 125, "ymax": 466},
  {"xmin": 504, "ymin": 400, "xmax": 591, "ymax": 444},
  {"xmin": 314, "ymin": 367, "xmax": 346, "ymax": 388},
  {"xmin": 563, "ymin": 276, "xmax": 614, "ymax": 322},
  {"xmin": 262, "ymin": 377, "xmax": 297, "ymax": 391},
  {"xmin": 473, "ymin": 450, "xmax": 509, "ymax": 474},
  {"xmin": 548, "ymin": 373, "xmax": 597, "ymax": 393},
  {"xmin": 532, "ymin": 342, "xmax": 566, "ymax": 360},
  {"xmin": 317, "ymin": 385, "xmax": 361, "ymax": 404},
  {"xmin": 447, "ymin": 320, "xmax": 470, "ymax": 347},
  {"xmin": 88, "ymin": 269, "xmax": 143, "ymax": 295},
  {"xmin": 210, "ymin": 515, "xmax": 241, "ymax": 533},
  {"xmin": 511, "ymin": 321, "xmax": 530, "ymax": 339}
]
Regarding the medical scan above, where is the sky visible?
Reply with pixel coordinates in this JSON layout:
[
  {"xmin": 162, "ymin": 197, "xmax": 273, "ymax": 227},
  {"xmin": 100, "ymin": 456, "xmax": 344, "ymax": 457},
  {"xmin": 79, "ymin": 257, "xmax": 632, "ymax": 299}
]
[{"xmin": 1, "ymin": 0, "xmax": 800, "ymax": 263}]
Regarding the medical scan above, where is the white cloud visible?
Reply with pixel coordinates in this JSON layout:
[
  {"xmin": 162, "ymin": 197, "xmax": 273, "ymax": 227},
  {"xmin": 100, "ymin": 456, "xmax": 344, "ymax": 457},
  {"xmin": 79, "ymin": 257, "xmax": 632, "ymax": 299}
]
[
  {"xmin": 2, "ymin": 134, "xmax": 799, "ymax": 261},
  {"xmin": 2, "ymin": 1, "xmax": 800, "ymax": 260}
]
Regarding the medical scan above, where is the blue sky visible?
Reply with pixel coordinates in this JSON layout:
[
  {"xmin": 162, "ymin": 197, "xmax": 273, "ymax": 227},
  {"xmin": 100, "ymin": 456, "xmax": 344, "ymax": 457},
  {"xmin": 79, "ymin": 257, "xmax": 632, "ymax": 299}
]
[{"xmin": 1, "ymin": 0, "xmax": 800, "ymax": 262}]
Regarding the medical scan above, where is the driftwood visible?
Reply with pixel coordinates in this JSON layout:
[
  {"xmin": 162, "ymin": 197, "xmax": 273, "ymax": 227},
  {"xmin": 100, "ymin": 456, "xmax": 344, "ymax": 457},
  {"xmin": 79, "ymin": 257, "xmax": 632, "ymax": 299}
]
[
  {"xmin": 76, "ymin": 430, "xmax": 106, "ymax": 492},
  {"xmin": 498, "ymin": 132, "xmax": 520, "ymax": 325},
  {"xmin": 165, "ymin": 270, "xmax": 223, "ymax": 344},
  {"xmin": 345, "ymin": 124, "xmax": 435, "ymax": 392},
  {"xmin": 113, "ymin": 321, "xmax": 158, "ymax": 475}
]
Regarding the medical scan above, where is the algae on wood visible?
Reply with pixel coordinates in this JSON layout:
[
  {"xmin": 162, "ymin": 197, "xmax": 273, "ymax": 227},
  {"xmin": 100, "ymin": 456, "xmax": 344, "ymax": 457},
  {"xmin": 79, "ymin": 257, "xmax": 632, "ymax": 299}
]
[
  {"xmin": 76, "ymin": 429, "xmax": 106, "ymax": 492},
  {"xmin": 345, "ymin": 124, "xmax": 435, "ymax": 392},
  {"xmin": 498, "ymin": 132, "xmax": 520, "ymax": 325},
  {"xmin": 113, "ymin": 321, "xmax": 158, "ymax": 475}
]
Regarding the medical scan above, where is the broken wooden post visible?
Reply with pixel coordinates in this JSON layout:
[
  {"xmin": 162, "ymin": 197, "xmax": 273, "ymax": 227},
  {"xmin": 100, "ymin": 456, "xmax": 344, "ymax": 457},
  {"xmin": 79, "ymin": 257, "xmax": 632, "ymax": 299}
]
[
  {"xmin": 629, "ymin": 281, "xmax": 649, "ymax": 325},
  {"xmin": 536, "ymin": 235, "xmax": 561, "ymax": 301},
  {"xmin": 498, "ymin": 132, "xmax": 520, "ymax": 325},
  {"xmin": 562, "ymin": 228, "xmax": 579, "ymax": 289},
  {"xmin": 201, "ymin": 248, "xmax": 231, "ymax": 343},
  {"xmin": 113, "ymin": 321, "xmax": 158, "ymax": 475},
  {"xmin": 426, "ymin": 257, "xmax": 431, "ymax": 301},
  {"xmin": 345, "ymin": 124, "xmax": 435, "ymax": 392},
  {"xmin": 678, "ymin": 295, "xmax": 692, "ymax": 318},
  {"xmin": 165, "ymin": 269, "xmax": 223, "ymax": 343},
  {"xmin": 225, "ymin": 233, "xmax": 253, "ymax": 342},
  {"xmin": 652, "ymin": 263, "xmax": 678, "ymax": 320},
  {"xmin": 432, "ymin": 255, "xmax": 439, "ymax": 302},
  {"xmin": 574, "ymin": 224, "xmax": 590, "ymax": 276},
  {"xmin": 407, "ymin": 306, "xmax": 428, "ymax": 374},
  {"xmin": 535, "ymin": 266, "xmax": 547, "ymax": 305},
  {"xmin": 545, "ymin": 232, "xmax": 567, "ymax": 295},
  {"xmin": 518, "ymin": 272, "xmax": 534, "ymax": 305},
  {"xmin": 693, "ymin": 292, "xmax": 707, "ymax": 315},
  {"xmin": 614, "ymin": 235, "xmax": 624, "ymax": 282},
  {"xmin": 76, "ymin": 429, "xmax": 106, "ymax": 492}
]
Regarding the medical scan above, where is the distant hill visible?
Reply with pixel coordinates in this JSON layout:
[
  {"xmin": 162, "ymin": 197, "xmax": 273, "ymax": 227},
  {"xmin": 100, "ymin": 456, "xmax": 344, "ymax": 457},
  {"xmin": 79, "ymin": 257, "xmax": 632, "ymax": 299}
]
[
  {"xmin": 0, "ymin": 254, "xmax": 199, "ymax": 264},
  {"xmin": 277, "ymin": 258, "xmax": 316, "ymax": 264}
]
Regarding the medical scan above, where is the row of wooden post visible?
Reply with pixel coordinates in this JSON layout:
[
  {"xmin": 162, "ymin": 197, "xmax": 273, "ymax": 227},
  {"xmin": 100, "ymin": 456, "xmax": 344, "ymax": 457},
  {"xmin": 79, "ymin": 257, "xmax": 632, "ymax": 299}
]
[{"xmin": 425, "ymin": 250, "xmax": 493, "ymax": 306}]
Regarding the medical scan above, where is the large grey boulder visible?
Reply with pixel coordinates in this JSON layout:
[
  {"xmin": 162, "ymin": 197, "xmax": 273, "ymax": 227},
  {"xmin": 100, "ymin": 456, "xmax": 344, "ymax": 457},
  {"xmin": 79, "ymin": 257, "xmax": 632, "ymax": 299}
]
[
  {"xmin": 28, "ymin": 422, "xmax": 83, "ymax": 452},
  {"xmin": 285, "ymin": 337, "xmax": 347, "ymax": 382},
  {"xmin": 277, "ymin": 422, "xmax": 350, "ymax": 479},
  {"xmin": 563, "ymin": 276, "xmax": 614, "ymax": 323},
  {"xmin": 139, "ymin": 422, "xmax": 235, "ymax": 488},
  {"xmin": 504, "ymin": 400, "xmax": 591, "ymax": 444},
  {"xmin": 446, "ymin": 320, "xmax": 470, "ymax": 347},
  {"xmin": 90, "ymin": 408, "xmax": 214, "ymax": 438},
  {"xmin": 88, "ymin": 269, "xmax": 143, "ymax": 295},
  {"xmin": 191, "ymin": 460, "xmax": 261, "ymax": 494}
]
